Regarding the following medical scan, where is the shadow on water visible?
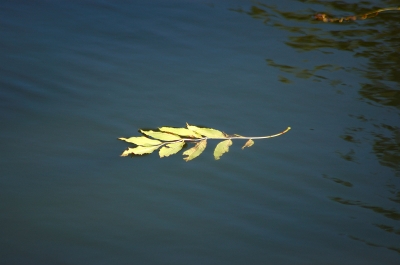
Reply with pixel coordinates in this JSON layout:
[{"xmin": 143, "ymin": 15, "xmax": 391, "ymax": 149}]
[{"xmin": 232, "ymin": 0, "xmax": 400, "ymax": 255}]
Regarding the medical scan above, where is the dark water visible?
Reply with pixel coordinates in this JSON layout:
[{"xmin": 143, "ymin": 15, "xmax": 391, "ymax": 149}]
[{"xmin": 1, "ymin": 1, "xmax": 399, "ymax": 264}]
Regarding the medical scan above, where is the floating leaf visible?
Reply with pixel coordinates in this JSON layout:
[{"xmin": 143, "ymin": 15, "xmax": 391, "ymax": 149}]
[
  {"xmin": 159, "ymin": 141, "xmax": 185, "ymax": 158},
  {"xmin": 120, "ymin": 124, "xmax": 291, "ymax": 161},
  {"xmin": 159, "ymin": 127, "xmax": 203, "ymax": 138},
  {"xmin": 140, "ymin": 130, "xmax": 181, "ymax": 141},
  {"xmin": 183, "ymin": 139, "xmax": 207, "ymax": 161},
  {"xmin": 186, "ymin": 123, "xmax": 226, "ymax": 138},
  {"xmin": 242, "ymin": 139, "xmax": 254, "ymax": 149},
  {"xmin": 121, "ymin": 145, "xmax": 161, "ymax": 156},
  {"xmin": 214, "ymin": 139, "xmax": 232, "ymax": 160},
  {"xmin": 119, "ymin": 136, "xmax": 162, "ymax": 146}
]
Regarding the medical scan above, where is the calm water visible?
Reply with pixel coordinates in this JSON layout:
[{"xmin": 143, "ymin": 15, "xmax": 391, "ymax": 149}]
[{"xmin": 1, "ymin": 1, "xmax": 399, "ymax": 264}]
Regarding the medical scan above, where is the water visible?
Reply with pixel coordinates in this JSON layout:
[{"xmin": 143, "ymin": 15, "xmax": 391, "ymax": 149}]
[{"xmin": 1, "ymin": 1, "xmax": 399, "ymax": 264}]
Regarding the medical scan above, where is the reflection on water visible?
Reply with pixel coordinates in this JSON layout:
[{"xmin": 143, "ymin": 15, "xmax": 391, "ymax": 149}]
[
  {"xmin": 234, "ymin": 0, "xmax": 400, "ymax": 169},
  {"xmin": 266, "ymin": 59, "xmax": 343, "ymax": 83},
  {"xmin": 373, "ymin": 126, "xmax": 400, "ymax": 173},
  {"xmin": 330, "ymin": 196, "xmax": 400, "ymax": 253},
  {"xmin": 375, "ymin": 223, "xmax": 400, "ymax": 235},
  {"xmin": 323, "ymin": 174, "xmax": 353, "ymax": 187},
  {"xmin": 349, "ymin": 235, "xmax": 400, "ymax": 254},
  {"xmin": 233, "ymin": 0, "xmax": 400, "ymax": 255},
  {"xmin": 331, "ymin": 197, "xmax": 400, "ymax": 220}
]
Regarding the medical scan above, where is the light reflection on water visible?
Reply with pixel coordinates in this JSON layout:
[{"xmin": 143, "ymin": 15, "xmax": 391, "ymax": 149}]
[
  {"xmin": 0, "ymin": 0, "xmax": 399, "ymax": 264},
  {"xmin": 236, "ymin": 0, "xmax": 400, "ymax": 256}
]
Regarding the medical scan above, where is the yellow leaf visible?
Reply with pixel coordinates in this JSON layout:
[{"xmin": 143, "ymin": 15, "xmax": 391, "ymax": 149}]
[
  {"xmin": 159, "ymin": 141, "xmax": 185, "ymax": 158},
  {"xmin": 242, "ymin": 139, "xmax": 254, "ymax": 149},
  {"xmin": 182, "ymin": 140, "xmax": 207, "ymax": 161},
  {"xmin": 159, "ymin": 127, "xmax": 202, "ymax": 138},
  {"xmin": 186, "ymin": 123, "xmax": 226, "ymax": 138},
  {"xmin": 119, "ymin": 136, "xmax": 162, "ymax": 146},
  {"xmin": 121, "ymin": 145, "xmax": 160, "ymax": 156},
  {"xmin": 214, "ymin": 139, "xmax": 232, "ymax": 160},
  {"xmin": 140, "ymin": 130, "xmax": 181, "ymax": 141}
]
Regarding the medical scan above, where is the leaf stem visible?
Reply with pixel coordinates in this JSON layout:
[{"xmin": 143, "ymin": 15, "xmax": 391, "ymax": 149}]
[
  {"xmin": 226, "ymin": 126, "xmax": 291, "ymax": 140},
  {"xmin": 170, "ymin": 127, "xmax": 291, "ymax": 142}
]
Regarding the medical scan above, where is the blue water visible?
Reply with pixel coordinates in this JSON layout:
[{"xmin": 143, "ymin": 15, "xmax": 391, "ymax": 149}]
[{"xmin": 1, "ymin": 1, "xmax": 399, "ymax": 264}]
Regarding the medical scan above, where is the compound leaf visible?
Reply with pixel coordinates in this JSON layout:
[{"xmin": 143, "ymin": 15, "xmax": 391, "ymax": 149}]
[
  {"xmin": 183, "ymin": 139, "xmax": 207, "ymax": 161},
  {"xmin": 159, "ymin": 141, "xmax": 185, "ymax": 158},
  {"xmin": 119, "ymin": 136, "xmax": 162, "ymax": 146},
  {"xmin": 159, "ymin": 127, "xmax": 202, "ymax": 138},
  {"xmin": 121, "ymin": 145, "xmax": 161, "ymax": 156},
  {"xmin": 214, "ymin": 139, "xmax": 232, "ymax": 160},
  {"xmin": 242, "ymin": 139, "xmax": 254, "ymax": 149},
  {"xmin": 186, "ymin": 123, "xmax": 226, "ymax": 138},
  {"xmin": 140, "ymin": 130, "xmax": 181, "ymax": 141},
  {"xmin": 120, "ymin": 124, "xmax": 290, "ymax": 161}
]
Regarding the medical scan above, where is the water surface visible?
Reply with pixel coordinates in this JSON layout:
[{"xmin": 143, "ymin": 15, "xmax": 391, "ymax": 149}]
[{"xmin": 1, "ymin": 1, "xmax": 399, "ymax": 264}]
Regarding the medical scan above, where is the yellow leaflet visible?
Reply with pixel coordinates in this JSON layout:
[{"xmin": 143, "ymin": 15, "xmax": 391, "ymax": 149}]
[
  {"xmin": 120, "ymin": 145, "xmax": 160, "ymax": 156},
  {"xmin": 119, "ymin": 136, "xmax": 161, "ymax": 146},
  {"xmin": 159, "ymin": 127, "xmax": 202, "ymax": 138},
  {"xmin": 186, "ymin": 123, "xmax": 226, "ymax": 138},
  {"xmin": 214, "ymin": 139, "xmax": 232, "ymax": 160},
  {"xmin": 159, "ymin": 141, "xmax": 185, "ymax": 158},
  {"xmin": 183, "ymin": 140, "xmax": 207, "ymax": 161},
  {"xmin": 140, "ymin": 130, "xmax": 181, "ymax": 141},
  {"xmin": 242, "ymin": 139, "xmax": 254, "ymax": 149}
]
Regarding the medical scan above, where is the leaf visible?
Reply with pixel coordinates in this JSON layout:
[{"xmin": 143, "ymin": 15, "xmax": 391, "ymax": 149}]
[
  {"xmin": 140, "ymin": 130, "xmax": 181, "ymax": 141},
  {"xmin": 119, "ymin": 136, "xmax": 162, "ymax": 146},
  {"xmin": 214, "ymin": 139, "xmax": 232, "ymax": 160},
  {"xmin": 242, "ymin": 139, "xmax": 254, "ymax": 149},
  {"xmin": 120, "ymin": 124, "xmax": 291, "ymax": 161},
  {"xmin": 159, "ymin": 127, "xmax": 202, "ymax": 138},
  {"xmin": 182, "ymin": 139, "xmax": 207, "ymax": 161},
  {"xmin": 121, "ymin": 145, "xmax": 161, "ymax": 156},
  {"xmin": 186, "ymin": 123, "xmax": 226, "ymax": 138},
  {"xmin": 159, "ymin": 141, "xmax": 185, "ymax": 158}
]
